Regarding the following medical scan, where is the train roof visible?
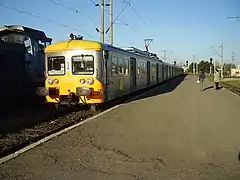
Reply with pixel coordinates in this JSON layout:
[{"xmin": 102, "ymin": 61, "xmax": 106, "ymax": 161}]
[
  {"xmin": 46, "ymin": 39, "xmax": 181, "ymax": 67},
  {"xmin": 45, "ymin": 39, "xmax": 102, "ymax": 52},
  {"xmin": 0, "ymin": 25, "xmax": 52, "ymax": 42},
  {"xmin": 46, "ymin": 39, "xmax": 159, "ymax": 58}
]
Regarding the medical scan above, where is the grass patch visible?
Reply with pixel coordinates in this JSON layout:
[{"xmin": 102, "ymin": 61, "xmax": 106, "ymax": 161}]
[
  {"xmin": 206, "ymin": 75, "xmax": 240, "ymax": 95},
  {"xmin": 222, "ymin": 80, "xmax": 240, "ymax": 87}
]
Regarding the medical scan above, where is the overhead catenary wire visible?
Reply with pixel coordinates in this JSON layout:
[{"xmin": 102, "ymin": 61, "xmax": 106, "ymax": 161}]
[
  {"xmin": 126, "ymin": 0, "xmax": 146, "ymax": 25},
  {"xmin": 88, "ymin": 0, "xmax": 97, "ymax": 5},
  {"xmin": 46, "ymin": 0, "xmax": 98, "ymax": 29},
  {"xmin": 0, "ymin": 3, "xmax": 97, "ymax": 38}
]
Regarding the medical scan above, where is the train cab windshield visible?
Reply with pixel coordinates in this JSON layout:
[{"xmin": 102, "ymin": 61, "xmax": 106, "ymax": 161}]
[
  {"xmin": 47, "ymin": 56, "xmax": 65, "ymax": 75},
  {"xmin": 72, "ymin": 55, "xmax": 94, "ymax": 75}
]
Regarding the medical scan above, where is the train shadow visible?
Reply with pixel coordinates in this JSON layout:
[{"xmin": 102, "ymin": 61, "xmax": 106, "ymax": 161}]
[
  {"xmin": 100, "ymin": 74, "xmax": 188, "ymax": 110},
  {"xmin": 125, "ymin": 74, "xmax": 188, "ymax": 103},
  {"xmin": 0, "ymin": 100, "xmax": 52, "ymax": 135}
]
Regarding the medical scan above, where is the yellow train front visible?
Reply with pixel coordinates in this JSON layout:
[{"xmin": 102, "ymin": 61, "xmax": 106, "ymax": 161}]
[{"xmin": 37, "ymin": 39, "xmax": 105, "ymax": 109}]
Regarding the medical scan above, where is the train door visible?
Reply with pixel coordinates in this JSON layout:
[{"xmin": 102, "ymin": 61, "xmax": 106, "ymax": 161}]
[
  {"xmin": 156, "ymin": 63, "xmax": 159, "ymax": 82},
  {"xmin": 130, "ymin": 57, "xmax": 136, "ymax": 90},
  {"xmin": 162, "ymin": 64, "xmax": 164, "ymax": 80},
  {"xmin": 166, "ymin": 65, "xmax": 168, "ymax": 79},
  {"xmin": 103, "ymin": 50, "xmax": 109, "ymax": 101},
  {"xmin": 147, "ymin": 61, "xmax": 150, "ymax": 85}
]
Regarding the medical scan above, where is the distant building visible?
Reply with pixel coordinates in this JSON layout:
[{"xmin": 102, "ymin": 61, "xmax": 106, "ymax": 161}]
[{"xmin": 231, "ymin": 65, "xmax": 240, "ymax": 77}]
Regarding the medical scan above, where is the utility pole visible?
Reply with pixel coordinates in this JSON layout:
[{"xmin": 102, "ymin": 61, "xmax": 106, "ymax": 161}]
[
  {"xmin": 100, "ymin": 0, "xmax": 105, "ymax": 43},
  {"xmin": 232, "ymin": 51, "xmax": 235, "ymax": 63},
  {"xmin": 231, "ymin": 51, "xmax": 235, "ymax": 76},
  {"xmin": 96, "ymin": 0, "xmax": 113, "ymax": 44},
  {"xmin": 219, "ymin": 44, "xmax": 224, "ymax": 78},
  {"xmin": 214, "ymin": 57, "xmax": 216, "ymax": 77},
  {"xmin": 109, "ymin": 0, "xmax": 113, "ymax": 45},
  {"xmin": 209, "ymin": 58, "xmax": 213, "ymax": 75},
  {"xmin": 196, "ymin": 59, "xmax": 198, "ymax": 74},
  {"xmin": 193, "ymin": 54, "xmax": 195, "ymax": 74}
]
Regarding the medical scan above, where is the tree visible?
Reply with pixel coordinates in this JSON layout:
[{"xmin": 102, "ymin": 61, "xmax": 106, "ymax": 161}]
[
  {"xmin": 187, "ymin": 59, "xmax": 237, "ymax": 76},
  {"xmin": 223, "ymin": 63, "xmax": 236, "ymax": 76},
  {"xmin": 188, "ymin": 62, "xmax": 194, "ymax": 73},
  {"xmin": 198, "ymin": 60, "xmax": 211, "ymax": 73}
]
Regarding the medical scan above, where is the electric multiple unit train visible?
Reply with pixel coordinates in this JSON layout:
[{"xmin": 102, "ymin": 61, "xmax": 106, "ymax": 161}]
[{"xmin": 37, "ymin": 37, "xmax": 183, "ymax": 110}]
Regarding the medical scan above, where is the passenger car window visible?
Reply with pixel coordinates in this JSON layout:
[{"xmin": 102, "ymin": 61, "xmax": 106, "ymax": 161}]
[
  {"xmin": 111, "ymin": 56, "xmax": 118, "ymax": 76},
  {"xmin": 118, "ymin": 58, "xmax": 124, "ymax": 75},
  {"xmin": 123, "ymin": 58, "xmax": 129, "ymax": 75}
]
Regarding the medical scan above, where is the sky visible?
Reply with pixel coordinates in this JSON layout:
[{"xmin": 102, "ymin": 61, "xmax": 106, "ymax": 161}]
[{"xmin": 0, "ymin": 0, "xmax": 239, "ymax": 65}]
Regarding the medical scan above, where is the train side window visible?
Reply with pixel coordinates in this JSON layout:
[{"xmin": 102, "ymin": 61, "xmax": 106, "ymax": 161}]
[
  {"xmin": 152, "ymin": 63, "xmax": 156, "ymax": 74},
  {"xmin": 123, "ymin": 58, "xmax": 129, "ymax": 75},
  {"xmin": 144, "ymin": 61, "xmax": 147, "ymax": 74},
  {"xmin": 111, "ymin": 56, "xmax": 118, "ymax": 76},
  {"xmin": 151, "ymin": 63, "xmax": 153, "ymax": 75},
  {"xmin": 140, "ymin": 60, "xmax": 146, "ymax": 74},
  {"xmin": 159, "ymin": 64, "xmax": 162, "ymax": 79},
  {"xmin": 137, "ymin": 60, "xmax": 141, "ymax": 75},
  {"xmin": 139, "ymin": 61, "xmax": 143, "ymax": 74},
  {"xmin": 152, "ymin": 63, "xmax": 156, "ymax": 79},
  {"xmin": 118, "ymin": 57, "xmax": 124, "ymax": 75}
]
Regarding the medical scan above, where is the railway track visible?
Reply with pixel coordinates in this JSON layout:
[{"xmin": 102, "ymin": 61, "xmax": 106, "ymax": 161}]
[
  {"xmin": 0, "ymin": 75, "xmax": 185, "ymax": 160},
  {"xmin": 0, "ymin": 106, "xmax": 99, "ymax": 158}
]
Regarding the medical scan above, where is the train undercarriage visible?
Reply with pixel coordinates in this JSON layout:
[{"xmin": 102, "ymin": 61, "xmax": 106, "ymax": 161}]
[{"xmin": 37, "ymin": 87, "xmax": 99, "ymax": 112}]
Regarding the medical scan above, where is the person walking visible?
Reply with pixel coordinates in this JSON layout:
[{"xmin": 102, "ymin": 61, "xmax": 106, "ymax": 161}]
[
  {"xmin": 199, "ymin": 71, "xmax": 206, "ymax": 91},
  {"xmin": 214, "ymin": 69, "xmax": 220, "ymax": 90}
]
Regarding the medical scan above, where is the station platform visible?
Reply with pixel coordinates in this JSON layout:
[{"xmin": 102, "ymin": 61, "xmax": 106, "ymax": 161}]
[{"xmin": 1, "ymin": 75, "xmax": 240, "ymax": 180}]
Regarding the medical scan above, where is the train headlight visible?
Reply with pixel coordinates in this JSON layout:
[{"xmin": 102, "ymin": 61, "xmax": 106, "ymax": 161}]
[
  {"xmin": 54, "ymin": 79, "xmax": 59, "ymax": 84},
  {"xmin": 80, "ymin": 79, "xmax": 85, "ymax": 84},
  {"xmin": 47, "ymin": 78, "xmax": 54, "ymax": 85},
  {"xmin": 86, "ymin": 77, "xmax": 94, "ymax": 85}
]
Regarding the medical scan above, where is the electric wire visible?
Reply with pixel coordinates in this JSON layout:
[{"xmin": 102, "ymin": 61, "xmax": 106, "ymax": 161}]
[{"xmin": 0, "ymin": 3, "xmax": 96, "ymax": 38}]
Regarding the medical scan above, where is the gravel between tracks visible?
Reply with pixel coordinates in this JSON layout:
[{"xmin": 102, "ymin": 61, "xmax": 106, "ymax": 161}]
[{"xmin": 0, "ymin": 109, "xmax": 99, "ymax": 158}]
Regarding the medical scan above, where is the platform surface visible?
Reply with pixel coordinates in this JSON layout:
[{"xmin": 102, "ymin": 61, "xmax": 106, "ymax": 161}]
[{"xmin": 1, "ymin": 75, "xmax": 240, "ymax": 180}]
